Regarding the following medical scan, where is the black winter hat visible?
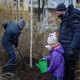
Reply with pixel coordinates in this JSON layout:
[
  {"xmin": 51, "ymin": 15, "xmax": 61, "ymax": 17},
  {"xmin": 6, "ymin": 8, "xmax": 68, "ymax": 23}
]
[{"xmin": 56, "ymin": 3, "xmax": 66, "ymax": 11}]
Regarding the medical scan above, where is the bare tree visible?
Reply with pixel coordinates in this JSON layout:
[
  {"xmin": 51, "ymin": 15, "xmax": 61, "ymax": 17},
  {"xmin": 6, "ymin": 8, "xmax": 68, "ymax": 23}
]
[{"xmin": 38, "ymin": 0, "xmax": 45, "ymax": 21}]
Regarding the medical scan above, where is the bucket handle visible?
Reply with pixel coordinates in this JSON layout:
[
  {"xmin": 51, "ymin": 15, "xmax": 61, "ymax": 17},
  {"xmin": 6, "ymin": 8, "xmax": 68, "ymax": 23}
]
[{"xmin": 39, "ymin": 58, "xmax": 47, "ymax": 62}]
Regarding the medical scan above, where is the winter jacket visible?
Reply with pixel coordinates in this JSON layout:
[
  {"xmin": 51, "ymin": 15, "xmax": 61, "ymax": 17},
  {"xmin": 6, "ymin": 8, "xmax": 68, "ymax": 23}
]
[
  {"xmin": 2, "ymin": 22, "xmax": 21, "ymax": 47},
  {"xmin": 59, "ymin": 4, "xmax": 80, "ymax": 60},
  {"xmin": 44, "ymin": 45, "xmax": 64, "ymax": 78}
]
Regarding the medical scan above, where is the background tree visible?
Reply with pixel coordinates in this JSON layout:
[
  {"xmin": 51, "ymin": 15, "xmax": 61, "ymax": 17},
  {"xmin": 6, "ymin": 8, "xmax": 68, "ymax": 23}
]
[{"xmin": 37, "ymin": 0, "xmax": 45, "ymax": 21}]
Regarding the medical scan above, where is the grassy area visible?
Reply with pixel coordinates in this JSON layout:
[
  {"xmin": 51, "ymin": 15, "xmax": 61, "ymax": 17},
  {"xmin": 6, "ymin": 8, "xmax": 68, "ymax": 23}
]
[{"xmin": 76, "ymin": 3, "xmax": 80, "ymax": 8}]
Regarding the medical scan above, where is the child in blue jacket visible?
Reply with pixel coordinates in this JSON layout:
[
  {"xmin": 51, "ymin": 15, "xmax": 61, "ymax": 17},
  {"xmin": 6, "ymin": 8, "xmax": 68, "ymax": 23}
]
[{"xmin": 44, "ymin": 32, "xmax": 65, "ymax": 80}]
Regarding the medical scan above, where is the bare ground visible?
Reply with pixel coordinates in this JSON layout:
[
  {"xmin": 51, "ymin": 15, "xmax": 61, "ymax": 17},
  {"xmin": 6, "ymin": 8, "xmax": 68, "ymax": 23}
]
[{"xmin": 1, "ymin": 58, "xmax": 51, "ymax": 80}]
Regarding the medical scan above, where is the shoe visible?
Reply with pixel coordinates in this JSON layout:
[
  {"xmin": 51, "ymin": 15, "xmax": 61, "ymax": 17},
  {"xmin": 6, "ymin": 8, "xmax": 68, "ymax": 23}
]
[{"xmin": 5, "ymin": 72, "xmax": 15, "ymax": 77}]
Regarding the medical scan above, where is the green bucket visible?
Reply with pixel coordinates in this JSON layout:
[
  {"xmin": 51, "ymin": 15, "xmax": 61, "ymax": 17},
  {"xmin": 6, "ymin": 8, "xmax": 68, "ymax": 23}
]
[{"xmin": 36, "ymin": 58, "xmax": 48, "ymax": 73}]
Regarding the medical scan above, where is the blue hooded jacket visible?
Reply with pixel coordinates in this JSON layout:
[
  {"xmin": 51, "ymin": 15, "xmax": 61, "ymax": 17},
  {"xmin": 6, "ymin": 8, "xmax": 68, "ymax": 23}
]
[
  {"xmin": 44, "ymin": 45, "xmax": 64, "ymax": 78},
  {"xmin": 2, "ymin": 22, "xmax": 21, "ymax": 47}
]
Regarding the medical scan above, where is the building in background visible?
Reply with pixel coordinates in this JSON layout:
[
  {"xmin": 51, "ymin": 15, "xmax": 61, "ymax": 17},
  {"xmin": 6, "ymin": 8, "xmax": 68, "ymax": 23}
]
[
  {"xmin": 27, "ymin": 0, "xmax": 78, "ymax": 32},
  {"xmin": 28, "ymin": 0, "xmax": 46, "ymax": 21},
  {"xmin": 43, "ymin": 0, "xmax": 77, "ymax": 31},
  {"xmin": 28, "ymin": 0, "xmax": 77, "ymax": 22},
  {"xmin": 12, "ymin": 0, "xmax": 28, "ymax": 23},
  {"xmin": 46, "ymin": 0, "xmax": 76, "ymax": 21},
  {"xmin": 76, "ymin": 0, "xmax": 80, "ymax": 9},
  {"xmin": 0, "ymin": 0, "xmax": 28, "ymax": 23}
]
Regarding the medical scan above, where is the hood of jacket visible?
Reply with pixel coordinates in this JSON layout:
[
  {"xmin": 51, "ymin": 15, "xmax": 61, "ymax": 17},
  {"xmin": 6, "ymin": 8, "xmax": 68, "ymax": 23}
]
[
  {"xmin": 50, "ymin": 45, "xmax": 64, "ymax": 55},
  {"xmin": 67, "ymin": 4, "xmax": 80, "ymax": 15}
]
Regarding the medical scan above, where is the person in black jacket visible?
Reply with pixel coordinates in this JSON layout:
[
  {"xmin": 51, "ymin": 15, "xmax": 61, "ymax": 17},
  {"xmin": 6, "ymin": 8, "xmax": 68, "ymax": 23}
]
[
  {"xmin": 2, "ymin": 19, "xmax": 25, "ymax": 76},
  {"xmin": 56, "ymin": 3, "xmax": 80, "ymax": 80}
]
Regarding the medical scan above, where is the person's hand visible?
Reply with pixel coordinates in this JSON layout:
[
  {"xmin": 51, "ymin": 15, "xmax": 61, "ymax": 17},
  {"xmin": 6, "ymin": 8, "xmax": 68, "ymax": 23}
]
[
  {"xmin": 15, "ymin": 43, "xmax": 18, "ymax": 48},
  {"xmin": 42, "ymin": 58, "xmax": 46, "ymax": 60},
  {"xmin": 14, "ymin": 42, "xmax": 18, "ymax": 48},
  {"xmin": 70, "ymin": 49, "xmax": 74, "ymax": 58}
]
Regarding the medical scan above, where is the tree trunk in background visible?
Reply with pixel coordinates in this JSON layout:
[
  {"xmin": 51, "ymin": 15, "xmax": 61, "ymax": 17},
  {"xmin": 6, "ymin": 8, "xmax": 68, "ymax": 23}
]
[{"xmin": 38, "ymin": 0, "xmax": 45, "ymax": 21}]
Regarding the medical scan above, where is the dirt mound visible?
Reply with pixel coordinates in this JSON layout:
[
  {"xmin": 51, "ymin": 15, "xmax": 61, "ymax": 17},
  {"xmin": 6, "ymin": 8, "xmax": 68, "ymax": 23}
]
[
  {"xmin": 1, "ymin": 58, "xmax": 51, "ymax": 80},
  {"xmin": 15, "ymin": 58, "xmax": 51, "ymax": 80}
]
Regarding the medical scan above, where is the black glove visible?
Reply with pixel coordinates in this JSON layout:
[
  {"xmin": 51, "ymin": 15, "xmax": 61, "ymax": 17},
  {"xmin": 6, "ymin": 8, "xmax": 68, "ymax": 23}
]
[
  {"xmin": 69, "ymin": 49, "xmax": 74, "ymax": 58},
  {"xmin": 14, "ymin": 42, "xmax": 18, "ymax": 48}
]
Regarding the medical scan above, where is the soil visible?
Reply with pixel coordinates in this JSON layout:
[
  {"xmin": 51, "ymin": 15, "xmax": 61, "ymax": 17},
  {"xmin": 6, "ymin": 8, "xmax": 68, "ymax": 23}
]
[
  {"xmin": 2, "ymin": 58, "xmax": 51, "ymax": 80},
  {"xmin": 16, "ymin": 66, "xmax": 51, "ymax": 80},
  {"xmin": 2, "ymin": 58, "xmax": 80, "ymax": 80}
]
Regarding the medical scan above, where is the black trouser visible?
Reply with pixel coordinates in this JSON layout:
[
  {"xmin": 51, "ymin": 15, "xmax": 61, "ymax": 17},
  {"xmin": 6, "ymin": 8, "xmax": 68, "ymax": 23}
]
[{"xmin": 64, "ymin": 60, "xmax": 76, "ymax": 80}]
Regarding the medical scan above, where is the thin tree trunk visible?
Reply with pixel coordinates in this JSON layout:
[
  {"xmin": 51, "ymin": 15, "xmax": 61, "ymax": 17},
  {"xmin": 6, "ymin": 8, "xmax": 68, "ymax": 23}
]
[{"xmin": 30, "ymin": 0, "xmax": 33, "ymax": 68}]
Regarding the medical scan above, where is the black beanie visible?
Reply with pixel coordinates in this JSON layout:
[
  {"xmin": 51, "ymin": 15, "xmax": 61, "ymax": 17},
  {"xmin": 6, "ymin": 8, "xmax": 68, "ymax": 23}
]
[{"xmin": 56, "ymin": 3, "xmax": 66, "ymax": 11}]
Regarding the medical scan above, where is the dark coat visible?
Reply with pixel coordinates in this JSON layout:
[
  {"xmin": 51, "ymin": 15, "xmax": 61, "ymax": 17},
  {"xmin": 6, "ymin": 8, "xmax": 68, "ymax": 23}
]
[
  {"xmin": 59, "ymin": 4, "xmax": 80, "ymax": 60},
  {"xmin": 2, "ymin": 22, "xmax": 21, "ymax": 47}
]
